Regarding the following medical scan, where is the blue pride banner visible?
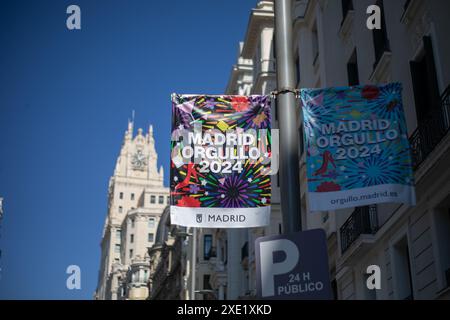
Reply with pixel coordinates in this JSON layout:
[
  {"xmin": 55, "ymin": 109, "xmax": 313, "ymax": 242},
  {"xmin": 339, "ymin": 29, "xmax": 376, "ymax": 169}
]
[{"xmin": 300, "ymin": 83, "xmax": 416, "ymax": 212}]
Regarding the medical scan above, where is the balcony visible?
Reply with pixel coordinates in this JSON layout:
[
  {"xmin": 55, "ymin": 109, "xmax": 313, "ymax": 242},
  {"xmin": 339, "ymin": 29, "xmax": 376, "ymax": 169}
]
[
  {"xmin": 340, "ymin": 205, "xmax": 378, "ymax": 254},
  {"xmin": 409, "ymin": 86, "xmax": 450, "ymax": 169}
]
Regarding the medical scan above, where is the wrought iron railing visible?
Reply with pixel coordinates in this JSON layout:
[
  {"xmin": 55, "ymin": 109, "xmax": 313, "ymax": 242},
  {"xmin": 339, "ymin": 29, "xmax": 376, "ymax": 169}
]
[
  {"xmin": 340, "ymin": 205, "xmax": 378, "ymax": 254},
  {"xmin": 409, "ymin": 86, "xmax": 450, "ymax": 169}
]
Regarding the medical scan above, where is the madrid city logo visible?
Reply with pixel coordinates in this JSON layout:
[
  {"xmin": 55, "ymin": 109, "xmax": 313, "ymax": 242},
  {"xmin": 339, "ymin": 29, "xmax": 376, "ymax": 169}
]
[{"xmin": 196, "ymin": 214, "xmax": 203, "ymax": 224}]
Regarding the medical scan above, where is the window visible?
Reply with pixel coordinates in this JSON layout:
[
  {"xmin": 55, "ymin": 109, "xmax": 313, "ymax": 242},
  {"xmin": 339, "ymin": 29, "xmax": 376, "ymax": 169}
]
[
  {"xmin": 131, "ymin": 193, "xmax": 135, "ymax": 201},
  {"xmin": 116, "ymin": 230, "xmax": 121, "ymax": 241},
  {"xmin": 404, "ymin": 0, "xmax": 412, "ymax": 12},
  {"xmin": 312, "ymin": 22, "xmax": 319, "ymax": 65},
  {"xmin": 434, "ymin": 197, "xmax": 450, "ymax": 289},
  {"xmin": 410, "ymin": 36, "xmax": 441, "ymax": 126},
  {"xmin": 150, "ymin": 195, "xmax": 156, "ymax": 204},
  {"xmin": 148, "ymin": 233, "xmax": 154, "ymax": 242},
  {"xmin": 204, "ymin": 234, "xmax": 213, "ymax": 260},
  {"xmin": 299, "ymin": 125, "xmax": 305, "ymax": 156},
  {"xmin": 131, "ymin": 218, "xmax": 135, "ymax": 228},
  {"xmin": 148, "ymin": 218, "xmax": 155, "ymax": 228},
  {"xmin": 167, "ymin": 196, "xmax": 170, "ymax": 205},
  {"xmin": 372, "ymin": 0, "xmax": 390, "ymax": 69},
  {"xmin": 115, "ymin": 244, "xmax": 121, "ymax": 253},
  {"xmin": 341, "ymin": 0, "xmax": 354, "ymax": 23},
  {"xmin": 129, "ymin": 249, "xmax": 133, "ymax": 259},
  {"xmin": 328, "ymin": 278, "xmax": 337, "ymax": 300},
  {"xmin": 347, "ymin": 49, "xmax": 360, "ymax": 86},
  {"xmin": 203, "ymin": 274, "xmax": 212, "ymax": 290},
  {"xmin": 119, "ymin": 192, "xmax": 123, "ymax": 200},
  {"xmin": 158, "ymin": 195, "xmax": 164, "ymax": 204},
  {"xmin": 118, "ymin": 206, "xmax": 123, "ymax": 214},
  {"xmin": 392, "ymin": 236, "xmax": 414, "ymax": 300},
  {"xmin": 144, "ymin": 270, "xmax": 148, "ymax": 282},
  {"xmin": 130, "ymin": 234, "xmax": 134, "ymax": 243}
]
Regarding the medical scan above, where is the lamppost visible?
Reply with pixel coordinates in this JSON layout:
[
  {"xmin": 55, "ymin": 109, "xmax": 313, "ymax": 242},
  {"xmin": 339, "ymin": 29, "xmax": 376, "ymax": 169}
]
[
  {"xmin": 274, "ymin": 0, "xmax": 302, "ymax": 233},
  {"xmin": 175, "ymin": 227, "xmax": 197, "ymax": 300}
]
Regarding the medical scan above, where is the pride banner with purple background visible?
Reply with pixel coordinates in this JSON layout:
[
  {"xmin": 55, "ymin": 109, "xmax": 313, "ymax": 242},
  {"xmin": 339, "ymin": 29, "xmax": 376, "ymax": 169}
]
[
  {"xmin": 300, "ymin": 83, "xmax": 416, "ymax": 212},
  {"xmin": 170, "ymin": 94, "xmax": 272, "ymax": 228}
]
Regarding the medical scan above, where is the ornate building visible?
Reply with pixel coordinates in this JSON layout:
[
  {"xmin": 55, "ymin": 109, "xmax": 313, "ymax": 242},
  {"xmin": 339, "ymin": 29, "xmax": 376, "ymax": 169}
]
[
  {"xmin": 95, "ymin": 120, "xmax": 169, "ymax": 300},
  {"xmin": 148, "ymin": 207, "xmax": 186, "ymax": 300}
]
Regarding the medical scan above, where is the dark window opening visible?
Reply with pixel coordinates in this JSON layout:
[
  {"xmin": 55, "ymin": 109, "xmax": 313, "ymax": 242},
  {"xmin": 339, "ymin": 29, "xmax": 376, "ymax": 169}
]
[
  {"xmin": 204, "ymin": 234, "xmax": 216, "ymax": 260},
  {"xmin": 434, "ymin": 198, "xmax": 450, "ymax": 289},
  {"xmin": 341, "ymin": 0, "xmax": 354, "ymax": 24},
  {"xmin": 312, "ymin": 23, "xmax": 319, "ymax": 65},
  {"xmin": 410, "ymin": 36, "xmax": 441, "ymax": 124},
  {"xmin": 372, "ymin": 0, "xmax": 390, "ymax": 69},
  {"xmin": 299, "ymin": 125, "xmax": 305, "ymax": 156},
  {"xmin": 203, "ymin": 274, "xmax": 212, "ymax": 290},
  {"xmin": 331, "ymin": 279, "xmax": 338, "ymax": 300},
  {"xmin": 404, "ymin": 0, "xmax": 412, "ymax": 12},
  {"xmin": 347, "ymin": 49, "xmax": 360, "ymax": 86},
  {"xmin": 393, "ymin": 237, "xmax": 414, "ymax": 300}
]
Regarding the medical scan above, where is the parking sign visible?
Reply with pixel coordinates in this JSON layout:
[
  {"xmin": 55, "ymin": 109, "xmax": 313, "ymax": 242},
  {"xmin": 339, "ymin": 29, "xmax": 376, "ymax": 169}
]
[{"xmin": 255, "ymin": 229, "xmax": 333, "ymax": 300}]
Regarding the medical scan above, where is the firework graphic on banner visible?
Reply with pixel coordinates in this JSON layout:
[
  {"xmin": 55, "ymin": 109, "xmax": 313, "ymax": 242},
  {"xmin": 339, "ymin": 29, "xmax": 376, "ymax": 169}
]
[
  {"xmin": 170, "ymin": 94, "xmax": 272, "ymax": 228},
  {"xmin": 300, "ymin": 83, "xmax": 416, "ymax": 211}
]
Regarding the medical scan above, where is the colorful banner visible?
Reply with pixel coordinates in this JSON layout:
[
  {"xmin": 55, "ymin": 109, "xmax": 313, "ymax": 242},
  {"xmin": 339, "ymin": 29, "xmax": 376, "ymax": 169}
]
[
  {"xmin": 300, "ymin": 83, "xmax": 416, "ymax": 211},
  {"xmin": 170, "ymin": 94, "xmax": 272, "ymax": 228}
]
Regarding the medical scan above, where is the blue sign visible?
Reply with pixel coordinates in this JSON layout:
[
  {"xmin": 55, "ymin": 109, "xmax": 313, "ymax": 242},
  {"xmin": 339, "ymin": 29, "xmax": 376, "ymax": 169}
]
[{"xmin": 255, "ymin": 229, "xmax": 332, "ymax": 300}]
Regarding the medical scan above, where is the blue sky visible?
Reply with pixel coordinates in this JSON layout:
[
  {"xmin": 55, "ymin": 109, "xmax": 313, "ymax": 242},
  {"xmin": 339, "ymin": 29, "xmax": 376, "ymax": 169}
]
[{"xmin": 0, "ymin": 0, "xmax": 255, "ymax": 299}]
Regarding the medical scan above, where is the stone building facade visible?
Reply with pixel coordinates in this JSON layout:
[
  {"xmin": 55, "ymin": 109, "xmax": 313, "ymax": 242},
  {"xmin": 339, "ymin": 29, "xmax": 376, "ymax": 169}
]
[
  {"xmin": 206, "ymin": 0, "xmax": 450, "ymax": 300},
  {"xmin": 95, "ymin": 120, "xmax": 169, "ymax": 300}
]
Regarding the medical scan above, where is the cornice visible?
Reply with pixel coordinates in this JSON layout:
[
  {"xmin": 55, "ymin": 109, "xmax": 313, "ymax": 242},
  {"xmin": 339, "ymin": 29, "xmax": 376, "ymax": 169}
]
[{"xmin": 241, "ymin": 2, "xmax": 274, "ymax": 59}]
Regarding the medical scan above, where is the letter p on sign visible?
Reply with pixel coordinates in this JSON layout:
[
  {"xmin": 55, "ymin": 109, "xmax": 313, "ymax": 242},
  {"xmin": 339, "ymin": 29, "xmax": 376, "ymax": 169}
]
[{"xmin": 260, "ymin": 239, "xmax": 299, "ymax": 297}]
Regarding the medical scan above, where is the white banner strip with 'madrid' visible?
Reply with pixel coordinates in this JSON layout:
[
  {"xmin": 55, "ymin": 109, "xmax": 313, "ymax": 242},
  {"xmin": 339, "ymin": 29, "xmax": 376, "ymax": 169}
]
[
  {"xmin": 170, "ymin": 206, "xmax": 270, "ymax": 228},
  {"xmin": 308, "ymin": 184, "xmax": 417, "ymax": 212}
]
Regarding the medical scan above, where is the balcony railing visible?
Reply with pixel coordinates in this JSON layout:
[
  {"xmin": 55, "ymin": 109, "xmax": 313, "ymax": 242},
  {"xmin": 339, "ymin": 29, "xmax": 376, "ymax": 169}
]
[
  {"xmin": 409, "ymin": 86, "xmax": 450, "ymax": 169},
  {"xmin": 340, "ymin": 205, "xmax": 378, "ymax": 254}
]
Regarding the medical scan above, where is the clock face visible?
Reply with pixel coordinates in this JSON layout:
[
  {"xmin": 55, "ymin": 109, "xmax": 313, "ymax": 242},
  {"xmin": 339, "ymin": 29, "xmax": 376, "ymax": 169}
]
[{"xmin": 131, "ymin": 150, "xmax": 147, "ymax": 169}]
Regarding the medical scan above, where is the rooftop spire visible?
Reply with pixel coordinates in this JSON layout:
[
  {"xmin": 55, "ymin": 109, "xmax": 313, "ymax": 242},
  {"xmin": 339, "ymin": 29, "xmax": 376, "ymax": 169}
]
[{"xmin": 125, "ymin": 111, "xmax": 135, "ymax": 141}]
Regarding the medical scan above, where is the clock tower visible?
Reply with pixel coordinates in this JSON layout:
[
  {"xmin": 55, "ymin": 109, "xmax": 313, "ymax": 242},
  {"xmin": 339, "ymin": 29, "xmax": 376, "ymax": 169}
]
[{"xmin": 96, "ymin": 119, "xmax": 169, "ymax": 300}]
